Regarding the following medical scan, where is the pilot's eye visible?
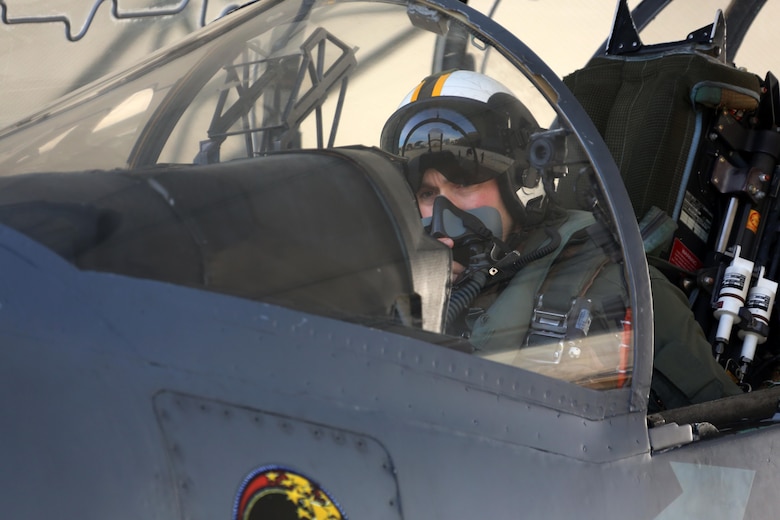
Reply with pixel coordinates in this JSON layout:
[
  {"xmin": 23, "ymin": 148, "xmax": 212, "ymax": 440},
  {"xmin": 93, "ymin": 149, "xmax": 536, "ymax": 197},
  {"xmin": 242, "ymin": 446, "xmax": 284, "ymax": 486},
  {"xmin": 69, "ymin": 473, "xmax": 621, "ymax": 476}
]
[{"xmin": 417, "ymin": 189, "xmax": 436, "ymax": 202}]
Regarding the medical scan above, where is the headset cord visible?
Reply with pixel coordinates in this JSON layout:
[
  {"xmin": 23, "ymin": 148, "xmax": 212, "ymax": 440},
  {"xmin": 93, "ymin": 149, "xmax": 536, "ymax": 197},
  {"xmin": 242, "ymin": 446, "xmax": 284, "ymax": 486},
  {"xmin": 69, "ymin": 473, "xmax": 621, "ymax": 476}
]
[{"xmin": 498, "ymin": 226, "xmax": 562, "ymax": 274}]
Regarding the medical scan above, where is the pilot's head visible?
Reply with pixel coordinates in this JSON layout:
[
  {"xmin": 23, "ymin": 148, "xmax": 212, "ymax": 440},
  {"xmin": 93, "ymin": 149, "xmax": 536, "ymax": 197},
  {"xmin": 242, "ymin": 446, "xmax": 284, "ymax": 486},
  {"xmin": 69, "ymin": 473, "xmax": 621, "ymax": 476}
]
[{"xmin": 380, "ymin": 69, "xmax": 547, "ymax": 235}]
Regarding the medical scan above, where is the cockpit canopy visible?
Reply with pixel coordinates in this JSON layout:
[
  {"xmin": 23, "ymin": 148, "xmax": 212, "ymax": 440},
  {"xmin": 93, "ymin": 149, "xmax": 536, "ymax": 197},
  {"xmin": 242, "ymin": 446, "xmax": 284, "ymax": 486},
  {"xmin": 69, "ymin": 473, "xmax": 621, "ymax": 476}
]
[{"xmin": 0, "ymin": 0, "xmax": 650, "ymax": 393}]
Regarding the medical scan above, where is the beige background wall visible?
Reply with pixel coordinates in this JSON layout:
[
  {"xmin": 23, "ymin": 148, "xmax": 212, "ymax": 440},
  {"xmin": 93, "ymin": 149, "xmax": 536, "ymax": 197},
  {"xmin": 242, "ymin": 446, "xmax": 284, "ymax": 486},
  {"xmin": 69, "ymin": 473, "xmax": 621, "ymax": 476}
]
[{"xmin": 0, "ymin": 0, "xmax": 776, "ymax": 130}]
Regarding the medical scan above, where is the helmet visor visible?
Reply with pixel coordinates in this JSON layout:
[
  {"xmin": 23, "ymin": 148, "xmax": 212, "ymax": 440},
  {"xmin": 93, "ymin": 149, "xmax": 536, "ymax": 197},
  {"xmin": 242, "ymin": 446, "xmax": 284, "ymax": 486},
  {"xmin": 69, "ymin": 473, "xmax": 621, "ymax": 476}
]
[{"xmin": 383, "ymin": 106, "xmax": 514, "ymax": 189}]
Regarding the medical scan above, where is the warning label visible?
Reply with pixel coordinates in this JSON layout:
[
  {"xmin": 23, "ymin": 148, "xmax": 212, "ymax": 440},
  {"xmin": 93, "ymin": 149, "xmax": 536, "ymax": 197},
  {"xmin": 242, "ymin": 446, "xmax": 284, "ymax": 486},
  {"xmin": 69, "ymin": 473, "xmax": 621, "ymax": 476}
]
[{"xmin": 669, "ymin": 238, "xmax": 703, "ymax": 272}]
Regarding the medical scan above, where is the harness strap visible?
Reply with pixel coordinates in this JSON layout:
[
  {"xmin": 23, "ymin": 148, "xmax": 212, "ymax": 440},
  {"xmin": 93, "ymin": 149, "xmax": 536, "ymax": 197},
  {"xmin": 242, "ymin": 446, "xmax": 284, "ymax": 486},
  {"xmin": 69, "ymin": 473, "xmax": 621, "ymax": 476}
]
[
  {"xmin": 525, "ymin": 250, "xmax": 610, "ymax": 348},
  {"xmin": 469, "ymin": 210, "xmax": 597, "ymax": 353}
]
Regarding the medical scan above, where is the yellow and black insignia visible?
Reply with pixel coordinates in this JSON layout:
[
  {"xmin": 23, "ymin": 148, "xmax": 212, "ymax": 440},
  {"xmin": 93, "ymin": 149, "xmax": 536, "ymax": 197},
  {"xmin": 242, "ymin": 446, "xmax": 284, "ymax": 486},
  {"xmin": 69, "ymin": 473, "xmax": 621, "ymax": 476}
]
[{"xmin": 233, "ymin": 466, "xmax": 347, "ymax": 520}]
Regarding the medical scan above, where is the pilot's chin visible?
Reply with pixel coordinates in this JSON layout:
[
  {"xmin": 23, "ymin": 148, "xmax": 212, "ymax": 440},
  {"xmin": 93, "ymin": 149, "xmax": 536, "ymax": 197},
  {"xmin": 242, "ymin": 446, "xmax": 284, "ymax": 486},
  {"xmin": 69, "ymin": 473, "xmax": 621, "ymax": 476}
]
[{"xmin": 451, "ymin": 261, "xmax": 465, "ymax": 284}]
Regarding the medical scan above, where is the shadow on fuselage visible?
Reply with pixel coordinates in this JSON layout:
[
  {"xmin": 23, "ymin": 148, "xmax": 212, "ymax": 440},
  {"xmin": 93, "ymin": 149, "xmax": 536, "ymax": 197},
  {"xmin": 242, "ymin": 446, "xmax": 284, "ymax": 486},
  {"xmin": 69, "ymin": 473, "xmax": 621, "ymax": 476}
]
[{"xmin": 0, "ymin": 146, "xmax": 451, "ymax": 330}]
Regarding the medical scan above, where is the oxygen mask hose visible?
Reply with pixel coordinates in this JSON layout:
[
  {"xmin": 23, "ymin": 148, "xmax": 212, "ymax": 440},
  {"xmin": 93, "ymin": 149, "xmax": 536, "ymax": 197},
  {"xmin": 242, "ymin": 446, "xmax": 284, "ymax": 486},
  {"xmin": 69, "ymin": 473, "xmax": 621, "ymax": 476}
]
[
  {"xmin": 445, "ymin": 226, "xmax": 562, "ymax": 328},
  {"xmin": 445, "ymin": 231, "xmax": 505, "ymax": 325},
  {"xmin": 447, "ymin": 270, "xmax": 489, "ymax": 325}
]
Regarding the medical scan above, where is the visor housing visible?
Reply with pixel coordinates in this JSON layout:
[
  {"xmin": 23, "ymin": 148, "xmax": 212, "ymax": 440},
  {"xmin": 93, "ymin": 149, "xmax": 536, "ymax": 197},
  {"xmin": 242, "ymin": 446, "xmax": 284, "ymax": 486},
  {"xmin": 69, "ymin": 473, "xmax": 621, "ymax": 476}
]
[{"xmin": 381, "ymin": 99, "xmax": 517, "ymax": 191}]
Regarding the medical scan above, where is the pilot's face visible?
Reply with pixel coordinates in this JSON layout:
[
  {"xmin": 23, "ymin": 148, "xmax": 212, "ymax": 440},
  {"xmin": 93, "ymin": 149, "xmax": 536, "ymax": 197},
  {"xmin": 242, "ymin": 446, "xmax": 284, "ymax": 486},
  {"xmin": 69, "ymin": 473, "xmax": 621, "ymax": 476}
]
[
  {"xmin": 415, "ymin": 168, "xmax": 514, "ymax": 242},
  {"xmin": 415, "ymin": 168, "xmax": 514, "ymax": 283}
]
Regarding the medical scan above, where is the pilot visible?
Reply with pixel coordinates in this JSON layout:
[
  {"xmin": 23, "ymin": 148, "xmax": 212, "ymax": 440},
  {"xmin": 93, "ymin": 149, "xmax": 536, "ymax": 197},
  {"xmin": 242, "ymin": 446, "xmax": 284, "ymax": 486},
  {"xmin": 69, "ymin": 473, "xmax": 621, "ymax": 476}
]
[{"xmin": 380, "ymin": 69, "xmax": 742, "ymax": 411}]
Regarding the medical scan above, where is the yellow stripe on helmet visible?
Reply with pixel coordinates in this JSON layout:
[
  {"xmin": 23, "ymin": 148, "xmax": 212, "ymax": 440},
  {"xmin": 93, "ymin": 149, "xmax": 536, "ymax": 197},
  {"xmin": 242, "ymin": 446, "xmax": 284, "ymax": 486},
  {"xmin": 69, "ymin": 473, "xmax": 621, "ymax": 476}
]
[
  {"xmin": 410, "ymin": 80, "xmax": 425, "ymax": 102},
  {"xmin": 431, "ymin": 71, "xmax": 452, "ymax": 97},
  {"xmin": 410, "ymin": 71, "xmax": 453, "ymax": 102}
]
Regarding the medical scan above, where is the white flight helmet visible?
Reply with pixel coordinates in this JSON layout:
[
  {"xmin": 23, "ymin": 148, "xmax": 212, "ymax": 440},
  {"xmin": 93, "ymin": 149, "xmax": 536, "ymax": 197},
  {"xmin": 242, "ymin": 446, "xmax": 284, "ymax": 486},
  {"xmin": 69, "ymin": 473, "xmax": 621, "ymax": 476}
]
[{"xmin": 380, "ymin": 69, "xmax": 548, "ymax": 226}]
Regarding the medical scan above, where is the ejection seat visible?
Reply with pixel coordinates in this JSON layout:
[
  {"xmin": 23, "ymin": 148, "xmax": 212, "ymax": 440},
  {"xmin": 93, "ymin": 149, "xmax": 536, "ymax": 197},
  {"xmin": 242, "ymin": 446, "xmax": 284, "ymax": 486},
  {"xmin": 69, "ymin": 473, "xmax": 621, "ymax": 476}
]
[{"xmin": 561, "ymin": 2, "xmax": 762, "ymax": 274}]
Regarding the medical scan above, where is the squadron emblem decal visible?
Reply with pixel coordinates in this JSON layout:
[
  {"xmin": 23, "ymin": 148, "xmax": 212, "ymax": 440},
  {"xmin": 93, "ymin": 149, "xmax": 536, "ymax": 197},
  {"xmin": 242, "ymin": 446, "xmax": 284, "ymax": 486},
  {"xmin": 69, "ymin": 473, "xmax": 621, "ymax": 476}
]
[{"xmin": 234, "ymin": 466, "xmax": 347, "ymax": 520}]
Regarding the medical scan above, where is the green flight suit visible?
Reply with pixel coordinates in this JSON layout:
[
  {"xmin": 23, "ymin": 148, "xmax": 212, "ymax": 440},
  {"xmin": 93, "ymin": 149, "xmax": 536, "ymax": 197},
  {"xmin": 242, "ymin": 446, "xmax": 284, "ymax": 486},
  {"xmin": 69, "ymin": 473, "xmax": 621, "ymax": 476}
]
[{"xmin": 465, "ymin": 210, "xmax": 741, "ymax": 410}]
